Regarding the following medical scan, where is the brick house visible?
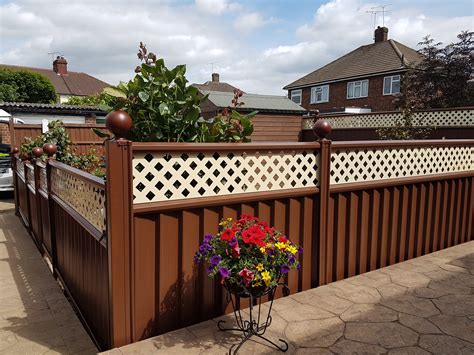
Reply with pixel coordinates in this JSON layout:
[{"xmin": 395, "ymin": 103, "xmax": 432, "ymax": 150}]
[
  {"xmin": 0, "ymin": 56, "xmax": 109, "ymax": 103},
  {"xmin": 283, "ymin": 27, "xmax": 422, "ymax": 113}
]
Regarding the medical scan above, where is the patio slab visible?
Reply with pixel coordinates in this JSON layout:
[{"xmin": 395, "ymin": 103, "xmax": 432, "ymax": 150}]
[
  {"xmin": 0, "ymin": 212, "xmax": 97, "ymax": 354},
  {"xmin": 103, "ymin": 240, "xmax": 474, "ymax": 354}
]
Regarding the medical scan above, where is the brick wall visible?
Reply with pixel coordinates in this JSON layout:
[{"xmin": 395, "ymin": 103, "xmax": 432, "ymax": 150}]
[
  {"xmin": 0, "ymin": 123, "xmax": 10, "ymax": 144},
  {"xmin": 295, "ymin": 74, "xmax": 401, "ymax": 112}
]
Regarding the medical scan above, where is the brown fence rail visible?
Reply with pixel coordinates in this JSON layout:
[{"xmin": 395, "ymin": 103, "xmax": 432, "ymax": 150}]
[
  {"xmin": 10, "ymin": 123, "xmax": 105, "ymax": 155},
  {"xmin": 12, "ymin": 131, "xmax": 474, "ymax": 350}
]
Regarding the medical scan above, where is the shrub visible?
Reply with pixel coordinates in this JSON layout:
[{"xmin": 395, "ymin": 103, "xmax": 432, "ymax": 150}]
[{"xmin": 0, "ymin": 68, "xmax": 56, "ymax": 103}]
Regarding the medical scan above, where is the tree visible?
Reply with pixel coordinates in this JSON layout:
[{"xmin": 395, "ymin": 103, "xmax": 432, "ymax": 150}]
[
  {"xmin": 64, "ymin": 92, "xmax": 114, "ymax": 109},
  {"xmin": 378, "ymin": 30, "xmax": 473, "ymax": 139},
  {"xmin": 0, "ymin": 68, "xmax": 56, "ymax": 103}
]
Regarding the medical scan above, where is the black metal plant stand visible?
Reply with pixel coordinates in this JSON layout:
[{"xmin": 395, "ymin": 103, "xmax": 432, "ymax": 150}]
[{"xmin": 218, "ymin": 282, "xmax": 289, "ymax": 354}]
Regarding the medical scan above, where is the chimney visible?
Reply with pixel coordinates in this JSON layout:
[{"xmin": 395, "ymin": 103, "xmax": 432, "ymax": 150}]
[
  {"xmin": 211, "ymin": 73, "xmax": 219, "ymax": 82},
  {"xmin": 53, "ymin": 56, "xmax": 68, "ymax": 75},
  {"xmin": 374, "ymin": 26, "xmax": 388, "ymax": 43}
]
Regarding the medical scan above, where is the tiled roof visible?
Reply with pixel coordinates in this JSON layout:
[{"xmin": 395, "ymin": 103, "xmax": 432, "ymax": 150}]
[
  {"xmin": 201, "ymin": 90, "xmax": 306, "ymax": 113},
  {"xmin": 0, "ymin": 102, "xmax": 106, "ymax": 115},
  {"xmin": 284, "ymin": 40, "xmax": 422, "ymax": 89},
  {"xmin": 0, "ymin": 64, "xmax": 109, "ymax": 96},
  {"xmin": 192, "ymin": 81, "xmax": 241, "ymax": 93}
]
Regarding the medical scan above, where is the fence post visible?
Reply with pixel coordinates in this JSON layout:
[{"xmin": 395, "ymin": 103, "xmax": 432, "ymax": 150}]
[
  {"xmin": 105, "ymin": 111, "xmax": 133, "ymax": 348},
  {"xmin": 32, "ymin": 147, "xmax": 44, "ymax": 253},
  {"xmin": 313, "ymin": 120, "xmax": 332, "ymax": 286},
  {"xmin": 11, "ymin": 145, "xmax": 20, "ymax": 216},
  {"xmin": 44, "ymin": 143, "xmax": 58, "ymax": 276}
]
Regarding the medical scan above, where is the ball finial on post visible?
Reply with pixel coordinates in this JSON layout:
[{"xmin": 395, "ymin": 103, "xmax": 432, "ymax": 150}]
[
  {"xmin": 12, "ymin": 147, "xmax": 19, "ymax": 155},
  {"xmin": 106, "ymin": 110, "xmax": 133, "ymax": 140},
  {"xmin": 312, "ymin": 119, "xmax": 332, "ymax": 140},
  {"xmin": 42, "ymin": 143, "xmax": 57, "ymax": 158},
  {"xmin": 32, "ymin": 147, "xmax": 43, "ymax": 159}
]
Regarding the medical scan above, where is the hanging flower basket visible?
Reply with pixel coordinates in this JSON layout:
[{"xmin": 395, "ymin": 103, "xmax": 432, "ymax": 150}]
[{"xmin": 194, "ymin": 215, "xmax": 302, "ymax": 354}]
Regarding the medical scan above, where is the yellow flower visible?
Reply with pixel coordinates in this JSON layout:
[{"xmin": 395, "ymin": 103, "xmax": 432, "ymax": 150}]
[
  {"xmin": 275, "ymin": 242, "xmax": 287, "ymax": 250},
  {"xmin": 261, "ymin": 271, "xmax": 271, "ymax": 286},
  {"xmin": 253, "ymin": 281, "xmax": 262, "ymax": 287},
  {"xmin": 266, "ymin": 243, "xmax": 273, "ymax": 248},
  {"xmin": 286, "ymin": 245, "xmax": 298, "ymax": 255},
  {"xmin": 227, "ymin": 217, "xmax": 233, "ymax": 222},
  {"xmin": 259, "ymin": 247, "xmax": 266, "ymax": 253},
  {"xmin": 256, "ymin": 263, "xmax": 264, "ymax": 272}
]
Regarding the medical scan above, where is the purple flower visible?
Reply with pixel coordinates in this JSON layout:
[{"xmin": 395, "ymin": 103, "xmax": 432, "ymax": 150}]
[
  {"xmin": 207, "ymin": 265, "xmax": 215, "ymax": 273},
  {"xmin": 280, "ymin": 265, "xmax": 290, "ymax": 274},
  {"xmin": 203, "ymin": 234, "xmax": 213, "ymax": 243},
  {"xmin": 228, "ymin": 237, "xmax": 238, "ymax": 248},
  {"xmin": 298, "ymin": 246, "xmax": 304, "ymax": 254},
  {"xmin": 210, "ymin": 255, "xmax": 222, "ymax": 266},
  {"xmin": 193, "ymin": 253, "xmax": 202, "ymax": 265},
  {"xmin": 288, "ymin": 255, "xmax": 296, "ymax": 265},
  {"xmin": 296, "ymin": 263, "xmax": 301, "ymax": 270},
  {"xmin": 219, "ymin": 267, "xmax": 230, "ymax": 278}
]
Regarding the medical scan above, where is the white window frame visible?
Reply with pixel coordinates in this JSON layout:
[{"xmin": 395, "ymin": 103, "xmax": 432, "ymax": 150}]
[
  {"xmin": 310, "ymin": 85, "xmax": 329, "ymax": 104},
  {"xmin": 290, "ymin": 89, "xmax": 302, "ymax": 104},
  {"xmin": 347, "ymin": 79, "xmax": 369, "ymax": 99},
  {"xmin": 383, "ymin": 75, "xmax": 401, "ymax": 95}
]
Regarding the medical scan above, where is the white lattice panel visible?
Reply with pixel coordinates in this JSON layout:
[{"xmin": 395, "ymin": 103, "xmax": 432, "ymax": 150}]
[
  {"xmin": 330, "ymin": 146, "xmax": 474, "ymax": 184},
  {"xmin": 302, "ymin": 109, "xmax": 474, "ymax": 130},
  {"xmin": 51, "ymin": 167, "xmax": 106, "ymax": 231},
  {"xmin": 133, "ymin": 150, "xmax": 319, "ymax": 204}
]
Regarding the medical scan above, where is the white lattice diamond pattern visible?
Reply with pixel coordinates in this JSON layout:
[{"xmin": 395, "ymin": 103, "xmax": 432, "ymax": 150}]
[
  {"xmin": 133, "ymin": 150, "xmax": 319, "ymax": 204},
  {"xmin": 51, "ymin": 167, "xmax": 106, "ymax": 231},
  {"xmin": 302, "ymin": 109, "xmax": 474, "ymax": 129},
  {"xmin": 330, "ymin": 146, "xmax": 474, "ymax": 184}
]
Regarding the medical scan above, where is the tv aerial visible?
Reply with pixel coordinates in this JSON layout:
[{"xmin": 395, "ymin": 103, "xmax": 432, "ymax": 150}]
[{"xmin": 366, "ymin": 4, "xmax": 391, "ymax": 29}]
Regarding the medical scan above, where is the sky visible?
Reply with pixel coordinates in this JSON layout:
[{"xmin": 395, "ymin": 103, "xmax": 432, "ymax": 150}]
[{"xmin": 0, "ymin": 0, "xmax": 472, "ymax": 95}]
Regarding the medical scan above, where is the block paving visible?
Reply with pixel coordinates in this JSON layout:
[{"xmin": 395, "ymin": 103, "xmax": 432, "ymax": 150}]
[{"xmin": 105, "ymin": 240, "xmax": 474, "ymax": 354}]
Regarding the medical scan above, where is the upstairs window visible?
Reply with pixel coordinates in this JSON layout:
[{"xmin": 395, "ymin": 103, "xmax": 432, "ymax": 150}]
[
  {"xmin": 310, "ymin": 85, "xmax": 329, "ymax": 104},
  {"xmin": 383, "ymin": 75, "xmax": 401, "ymax": 95},
  {"xmin": 347, "ymin": 80, "xmax": 369, "ymax": 99},
  {"xmin": 291, "ymin": 89, "xmax": 302, "ymax": 104}
]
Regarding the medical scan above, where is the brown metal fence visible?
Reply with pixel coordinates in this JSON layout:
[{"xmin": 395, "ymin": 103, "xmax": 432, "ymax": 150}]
[{"xmin": 12, "ymin": 135, "xmax": 474, "ymax": 350}]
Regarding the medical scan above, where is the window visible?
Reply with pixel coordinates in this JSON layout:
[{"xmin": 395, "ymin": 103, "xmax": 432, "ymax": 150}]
[
  {"xmin": 310, "ymin": 85, "xmax": 329, "ymax": 103},
  {"xmin": 290, "ymin": 89, "xmax": 302, "ymax": 104},
  {"xmin": 347, "ymin": 80, "xmax": 369, "ymax": 99},
  {"xmin": 383, "ymin": 75, "xmax": 401, "ymax": 95}
]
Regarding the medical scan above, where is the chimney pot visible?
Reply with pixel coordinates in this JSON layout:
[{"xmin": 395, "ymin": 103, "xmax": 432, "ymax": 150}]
[
  {"xmin": 211, "ymin": 73, "xmax": 219, "ymax": 82},
  {"xmin": 53, "ymin": 56, "xmax": 68, "ymax": 75},
  {"xmin": 374, "ymin": 26, "xmax": 389, "ymax": 43}
]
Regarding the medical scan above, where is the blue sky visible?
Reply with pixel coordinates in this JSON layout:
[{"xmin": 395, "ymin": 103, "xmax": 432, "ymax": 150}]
[{"xmin": 0, "ymin": 0, "xmax": 472, "ymax": 94}]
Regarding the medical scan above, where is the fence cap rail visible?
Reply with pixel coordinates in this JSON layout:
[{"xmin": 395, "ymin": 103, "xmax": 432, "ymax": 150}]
[
  {"xmin": 49, "ymin": 160, "xmax": 105, "ymax": 187},
  {"xmin": 132, "ymin": 141, "xmax": 321, "ymax": 152},
  {"xmin": 332, "ymin": 139, "xmax": 474, "ymax": 149}
]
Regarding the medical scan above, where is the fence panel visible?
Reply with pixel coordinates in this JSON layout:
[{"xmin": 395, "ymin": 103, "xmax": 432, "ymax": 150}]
[
  {"xmin": 48, "ymin": 161, "xmax": 109, "ymax": 349},
  {"xmin": 25, "ymin": 162, "xmax": 41, "ymax": 248},
  {"xmin": 36, "ymin": 162, "xmax": 53, "ymax": 259},
  {"xmin": 15, "ymin": 158, "xmax": 29, "ymax": 227}
]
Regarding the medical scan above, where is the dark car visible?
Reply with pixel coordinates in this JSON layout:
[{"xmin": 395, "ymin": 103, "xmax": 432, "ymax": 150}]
[{"xmin": 0, "ymin": 143, "xmax": 13, "ymax": 192}]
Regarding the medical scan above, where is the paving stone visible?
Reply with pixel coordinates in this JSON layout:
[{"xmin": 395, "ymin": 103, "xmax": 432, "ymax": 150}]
[
  {"xmin": 389, "ymin": 271, "xmax": 431, "ymax": 288},
  {"xmin": 330, "ymin": 339, "xmax": 386, "ymax": 354},
  {"xmin": 291, "ymin": 293, "xmax": 353, "ymax": 315},
  {"xmin": 433, "ymin": 294, "xmax": 474, "ymax": 316},
  {"xmin": 429, "ymin": 314, "xmax": 474, "ymax": 343},
  {"xmin": 424, "ymin": 269, "xmax": 474, "ymax": 287},
  {"xmin": 398, "ymin": 313, "xmax": 442, "ymax": 334},
  {"xmin": 345, "ymin": 273, "xmax": 392, "ymax": 288},
  {"xmin": 450, "ymin": 257, "xmax": 474, "ymax": 272},
  {"xmin": 381, "ymin": 295, "xmax": 440, "ymax": 318},
  {"xmin": 285, "ymin": 317, "xmax": 344, "ymax": 348},
  {"xmin": 334, "ymin": 284, "xmax": 382, "ymax": 304},
  {"xmin": 345, "ymin": 322, "xmax": 419, "ymax": 348},
  {"xmin": 294, "ymin": 347, "xmax": 333, "ymax": 354},
  {"xmin": 278, "ymin": 304, "xmax": 334, "ymax": 322},
  {"xmin": 388, "ymin": 346, "xmax": 430, "ymax": 354},
  {"xmin": 377, "ymin": 283, "xmax": 407, "ymax": 298},
  {"xmin": 419, "ymin": 334, "xmax": 474, "ymax": 354},
  {"xmin": 340, "ymin": 303, "xmax": 397, "ymax": 322}
]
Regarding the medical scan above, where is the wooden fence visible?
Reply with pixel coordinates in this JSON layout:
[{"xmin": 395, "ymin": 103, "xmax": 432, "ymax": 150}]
[
  {"xmin": 9, "ymin": 122, "xmax": 105, "ymax": 155},
  {"xmin": 12, "ymin": 133, "xmax": 474, "ymax": 350}
]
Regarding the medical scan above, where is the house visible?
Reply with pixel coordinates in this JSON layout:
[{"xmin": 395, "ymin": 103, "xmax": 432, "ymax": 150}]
[
  {"xmin": 283, "ymin": 27, "xmax": 422, "ymax": 113},
  {"xmin": 192, "ymin": 73, "xmax": 242, "ymax": 93},
  {"xmin": 199, "ymin": 90, "xmax": 306, "ymax": 141},
  {"xmin": 0, "ymin": 56, "xmax": 109, "ymax": 103}
]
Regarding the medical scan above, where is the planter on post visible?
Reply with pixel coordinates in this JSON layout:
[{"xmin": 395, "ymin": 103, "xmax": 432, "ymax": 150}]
[{"xmin": 105, "ymin": 110, "xmax": 134, "ymax": 348}]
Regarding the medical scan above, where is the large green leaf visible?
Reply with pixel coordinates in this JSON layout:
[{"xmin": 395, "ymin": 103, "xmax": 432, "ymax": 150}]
[{"xmin": 103, "ymin": 87, "xmax": 126, "ymax": 99}]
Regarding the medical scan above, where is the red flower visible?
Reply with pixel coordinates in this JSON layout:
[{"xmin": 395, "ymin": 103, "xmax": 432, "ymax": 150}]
[
  {"xmin": 238, "ymin": 268, "xmax": 254, "ymax": 286},
  {"xmin": 242, "ymin": 225, "xmax": 266, "ymax": 247},
  {"xmin": 232, "ymin": 244, "xmax": 241, "ymax": 258},
  {"xmin": 220, "ymin": 228, "xmax": 235, "ymax": 241},
  {"xmin": 279, "ymin": 236, "xmax": 288, "ymax": 243}
]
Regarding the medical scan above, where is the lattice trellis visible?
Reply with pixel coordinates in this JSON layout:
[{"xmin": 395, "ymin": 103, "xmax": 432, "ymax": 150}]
[
  {"xmin": 39, "ymin": 165, "xmax": 47, "ymax": 192},
  {"xmin": 302, "ymin": 109, "xmax": 474, "ymax": 130},
  {"xmin": 133, "ymin": 150, "xmax": 319, "ymax": 204},
  {"xmin": 50, "ymin": 167, "xmax": 106, "ymax": 231},
  {"xmin": 330, "ymin": 146, "xmax": 474, "ymax": 185}
]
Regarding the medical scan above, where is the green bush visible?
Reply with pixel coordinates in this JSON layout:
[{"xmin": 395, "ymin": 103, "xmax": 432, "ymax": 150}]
[{"xmin": 0, "ymin": 68, "xmax": 56, "ymax": 103}]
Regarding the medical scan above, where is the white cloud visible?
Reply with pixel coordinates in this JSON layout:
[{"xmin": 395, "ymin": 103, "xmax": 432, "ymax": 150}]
[
  {"xmin": 233, "ymin": 12, "xmax": 266, "ymax": 34},
  {"xmin": 195, "ymin": 0, "xmax": 240, "ymax": 14}
]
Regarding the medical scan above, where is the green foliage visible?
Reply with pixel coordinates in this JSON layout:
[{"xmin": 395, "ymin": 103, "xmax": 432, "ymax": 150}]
[
  {"xmin": 102, "ymin": 42, "xmax": 254, "ymax": 143},
  {"xmin": 64, "ymin": 91, "xmax": 115, "ymax": 111},
  {"xmin": 19, "ymin": 120, "xmax": 104, "ymax": 176},
  {"xmin": 376, "ymin": 112, "xmax": 433, "ymax": 140},
  {"xmin": 0, "ymin": 68, "xmax": 56, "ymax": 103}
]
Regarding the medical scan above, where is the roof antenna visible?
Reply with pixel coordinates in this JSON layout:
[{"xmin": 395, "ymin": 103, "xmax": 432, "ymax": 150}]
[
  {"xmin": 208, "ymin": 62, "xmax": 218, "ymax": 73},
  {"xmin": 47, "ymin": 52, "xmax": 61, "ymax": 61},
  {"xmin": 366, "ymin": 4, "xmax": 391, "ymax": 37}
]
